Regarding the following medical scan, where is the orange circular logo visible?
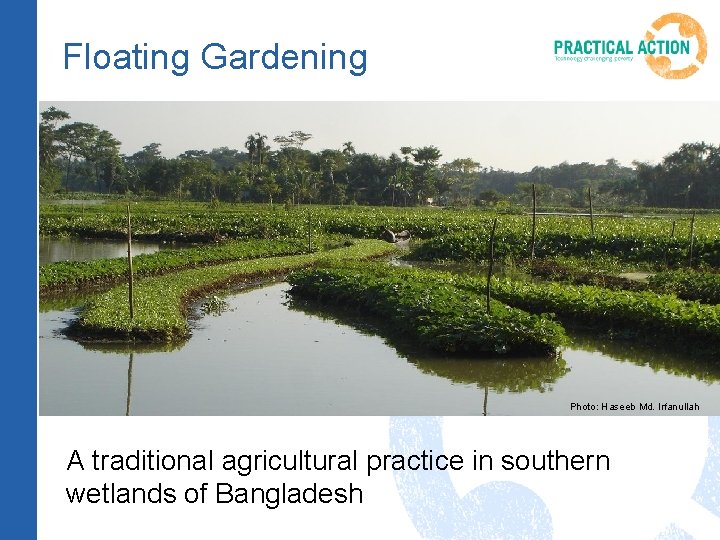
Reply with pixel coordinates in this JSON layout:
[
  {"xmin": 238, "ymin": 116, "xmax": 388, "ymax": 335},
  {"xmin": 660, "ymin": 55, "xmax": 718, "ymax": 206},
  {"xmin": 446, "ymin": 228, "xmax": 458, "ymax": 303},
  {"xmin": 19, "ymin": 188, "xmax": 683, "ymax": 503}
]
[{"xmin": 645, "ymin": 13, "xmax": 707, "ymax": 79}]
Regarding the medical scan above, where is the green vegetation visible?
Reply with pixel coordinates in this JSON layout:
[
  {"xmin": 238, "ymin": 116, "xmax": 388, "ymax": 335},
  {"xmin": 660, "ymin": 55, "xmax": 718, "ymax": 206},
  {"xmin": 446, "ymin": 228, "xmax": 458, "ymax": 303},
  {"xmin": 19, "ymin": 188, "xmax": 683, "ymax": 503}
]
[
  {"xmin": 72, "ymin": 240, "xmax": 395, "ymax": 342},
  {"xmin": 40, "ymin": 202, "xmax": 720, "ymax": 266},
  {"xmin": 648, "ymin": 270, "xmax": 720, "ymax": 305},
  {"xmin": 525, "ymin": 259, "xmax": 647, "ymax": 291},
  {"xmin": 41, "ymin": 197, "xmax": 719, "ymax": 361},
  {"xmin": 287, "ymin": 261, "xmax": 720, "ymax": 355},
  {"xmin": 410, "ymin": 220, "xmax": 720, "ymax": 266},
  {"xmin": 483, "ymin": 278, "xmax": 720, "ymax": 352},
  {"xmin": 40, "ymin": 238, "xmax": 312, "ymax": 292},
  {"xmin": 288, "ymin": 299, "xmax": 570, "ymax": 390},
  {"xmin": 288, "ymin": 263, "xmax": 566, "ymax": 357},
  {"xmin": 521, "ymin": 260, "xmax": 720, "ymax": 305}
]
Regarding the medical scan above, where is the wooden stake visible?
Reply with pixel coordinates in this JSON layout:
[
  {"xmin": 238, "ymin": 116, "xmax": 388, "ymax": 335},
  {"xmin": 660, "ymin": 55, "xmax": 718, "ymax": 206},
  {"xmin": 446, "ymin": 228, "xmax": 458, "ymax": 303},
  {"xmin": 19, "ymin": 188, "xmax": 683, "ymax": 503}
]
[
  {"xmin": 588, "ymin": 187, "xmax": 594, "ymax": 236},
  {"xmin": 670, "ymin": 220, "xmax": 676, "ymax": 238},
  {"xmin": 486, "ymin": 218, "xmax": 497, "ymax": 314},
  {"xmin": 483, "ymin": 386, "xmax": 489, "ymax": 417},
  {"xmin": 307, "ymin": 210, "xmax": 312, "ymax": 251},
  {"xmin": 688, "ymin": 211, "xmax": 696, "ymax": 267},
  {"xmin": 127, "ymin": 204, "xmax": 134, "ymax": 320},
  {"xmin": 125, "ymin": 352, "xmax": 134, "ymax": 416},
  {"xmin": 530, "ymin": 183, "xmax": 537, "ymax": 262}
]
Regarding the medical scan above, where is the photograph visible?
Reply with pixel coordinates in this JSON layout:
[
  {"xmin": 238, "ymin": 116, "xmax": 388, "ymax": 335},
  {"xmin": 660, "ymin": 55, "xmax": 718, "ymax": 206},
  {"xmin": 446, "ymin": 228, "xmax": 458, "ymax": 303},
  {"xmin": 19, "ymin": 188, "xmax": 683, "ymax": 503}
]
[{"xmin": 38, "ymin": 101, "xmax": 720, "ymax": 416}]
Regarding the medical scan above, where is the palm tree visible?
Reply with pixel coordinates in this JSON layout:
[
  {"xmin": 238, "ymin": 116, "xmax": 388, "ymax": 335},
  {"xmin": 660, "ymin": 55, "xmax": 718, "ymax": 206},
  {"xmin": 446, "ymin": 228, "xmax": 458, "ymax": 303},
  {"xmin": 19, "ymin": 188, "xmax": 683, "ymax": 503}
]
[
  {"xmin": 255, "ymin": 133, "xmax": 268, "ymax": 167},
  {"xmin": 342, "ymin": 141, "xmax": 356, "ymax": 157},
  {"xmin": 244, "ymin": 134, "xmax": 257, "ymax": 182}
]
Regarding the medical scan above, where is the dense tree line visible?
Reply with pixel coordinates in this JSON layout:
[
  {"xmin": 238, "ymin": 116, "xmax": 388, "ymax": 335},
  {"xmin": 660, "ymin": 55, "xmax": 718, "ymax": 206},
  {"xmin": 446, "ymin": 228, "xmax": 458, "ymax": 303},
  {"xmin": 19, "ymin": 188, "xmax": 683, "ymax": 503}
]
[{"xmin": 39, "ymin": 107, "xmax": 720, "ymax": 208}]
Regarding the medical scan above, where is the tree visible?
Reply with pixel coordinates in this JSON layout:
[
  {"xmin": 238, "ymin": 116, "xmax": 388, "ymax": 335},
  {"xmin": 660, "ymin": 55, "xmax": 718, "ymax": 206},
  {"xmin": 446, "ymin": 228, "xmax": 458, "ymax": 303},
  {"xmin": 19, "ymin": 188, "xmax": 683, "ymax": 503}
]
[
  {"xmin": 342, "ymin": 141, "xmax": 356, "ymax": 157},
  {"xmin": 440, "ymin": 158, "xmax": 480, "ymax": 205},
  {"xmin": 244, "ymin": 134, "xmax": 257, "ymax": 182},
  {"xmin": 411, "ymin": 145, "xmax": 442, "ymax": 168},
  {"xmin": 256, "ymin": 169, "xmax": 280, "ymax": 205},
  {"xmin": 56, "ymin": 122, "xmax": 101, "ymax": 190},
  {"xmin": 39, "ymin": 107, "xmax": 70, "ymax": 192},
  {"xmin": 255, "ymin": 133, "xmax": 269, "ymax": 167},
  {"xmin": 636, "ymin": 142, "xmax": 718, "ymax": 208},
  {"xmin": 273, "ymin": 131, "xmax": 313, "ymax": 204},
  {"xmin": 126, "ymin": 143, "xmax": 164, "ymax": 193},
  {"xmin": 207, "ymin": 147, "xmax": 243, "ymax": 172},
  {"xmin": 410, "ymin": 146, "xmax": 442, "ymax": 203},
  {"xmin": 87, "ymin": 130, "xmax": 122, "ymax": 192}
]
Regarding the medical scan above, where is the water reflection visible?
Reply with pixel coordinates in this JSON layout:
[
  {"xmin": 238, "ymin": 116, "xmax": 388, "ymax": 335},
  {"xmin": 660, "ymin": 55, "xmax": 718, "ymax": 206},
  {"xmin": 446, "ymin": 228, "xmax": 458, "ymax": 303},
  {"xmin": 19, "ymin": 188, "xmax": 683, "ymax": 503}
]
[
  {"xmin": 40, "ymin": 290, "xmax": 98, "ymax": 312},
  {"xmin": 288, "ymin": 297, "xmax": 569, "ymax": 389},
  {"xmin": 568, "ymin": 331, "xmax": 720, "ymax": 383},
  {"xmin": 39, "ymin": 283, "xmax": 720, "ymax": 415},
  {"xmin": 39, "ymin": 237, "xmax": 165, "ymax": 265},
  {"xmin": 410, "ymin": 355, "xmax": 570, "ymax": 393},
  {"xmin": 126, "ymin": 352, "xmax": 133, "ymax": 416},
  {"xmin": 287, "ymin": 296, "xmax": 571, "ymax": 416}
]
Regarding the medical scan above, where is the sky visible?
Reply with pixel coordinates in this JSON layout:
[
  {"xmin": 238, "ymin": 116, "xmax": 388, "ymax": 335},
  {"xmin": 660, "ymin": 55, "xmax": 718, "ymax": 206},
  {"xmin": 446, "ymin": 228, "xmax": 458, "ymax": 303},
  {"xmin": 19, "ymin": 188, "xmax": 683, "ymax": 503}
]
[{"xmin": 41, "ymin": 102, "xmax": 720, "ymax": 172}]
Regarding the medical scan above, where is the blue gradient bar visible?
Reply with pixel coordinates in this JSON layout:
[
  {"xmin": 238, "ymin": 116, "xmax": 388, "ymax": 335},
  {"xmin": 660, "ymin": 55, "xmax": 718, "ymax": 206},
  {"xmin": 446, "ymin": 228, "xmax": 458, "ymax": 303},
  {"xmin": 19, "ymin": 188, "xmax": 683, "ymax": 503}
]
[{"xmin": 2, "ymin": 2, "xmax": 37, "ymax": 538}]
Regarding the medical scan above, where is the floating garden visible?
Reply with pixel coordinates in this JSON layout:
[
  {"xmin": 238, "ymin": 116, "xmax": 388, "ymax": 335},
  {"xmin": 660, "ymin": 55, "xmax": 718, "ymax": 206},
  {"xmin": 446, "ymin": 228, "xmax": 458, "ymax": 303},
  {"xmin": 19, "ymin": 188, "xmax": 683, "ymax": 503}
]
[{"xmin": 40, "ymin": 201, "xmax": 720, "ymax": 360}]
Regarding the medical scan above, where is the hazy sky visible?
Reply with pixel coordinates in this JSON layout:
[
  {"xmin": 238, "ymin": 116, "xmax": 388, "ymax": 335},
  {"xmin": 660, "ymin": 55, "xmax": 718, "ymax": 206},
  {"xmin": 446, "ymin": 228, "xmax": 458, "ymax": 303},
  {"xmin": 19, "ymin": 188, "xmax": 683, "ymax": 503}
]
[{"xmin": 41, "ymin": 102, "xmax": 720, "ymax": 171}]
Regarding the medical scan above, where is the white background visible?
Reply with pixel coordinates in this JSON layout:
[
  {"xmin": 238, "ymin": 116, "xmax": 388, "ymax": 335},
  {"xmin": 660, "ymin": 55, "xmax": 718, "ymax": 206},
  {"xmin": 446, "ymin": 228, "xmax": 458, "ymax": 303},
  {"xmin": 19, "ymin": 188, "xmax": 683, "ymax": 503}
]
[
  {"xmin": 39, "ymin": 417, "xmax": 718, "ymax": 539},
  {"xmin": 38, "ymin": 1, "xmax": 720, "ymax": 538},
  {"xmin": 39, "ymin": 0, "xmax": 719, "ymax": 100}
]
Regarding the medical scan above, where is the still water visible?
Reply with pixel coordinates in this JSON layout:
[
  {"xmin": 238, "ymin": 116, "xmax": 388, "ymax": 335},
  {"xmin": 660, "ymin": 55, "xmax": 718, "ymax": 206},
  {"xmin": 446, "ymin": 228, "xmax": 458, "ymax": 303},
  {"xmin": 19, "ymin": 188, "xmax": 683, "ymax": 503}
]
[
  {"xmin": 39, "ymin": 283, "xmax": 720, "ymax": 416},
  {"xmin": 39, "ymin": 237, "xmax": 167, "ymax": 265}
]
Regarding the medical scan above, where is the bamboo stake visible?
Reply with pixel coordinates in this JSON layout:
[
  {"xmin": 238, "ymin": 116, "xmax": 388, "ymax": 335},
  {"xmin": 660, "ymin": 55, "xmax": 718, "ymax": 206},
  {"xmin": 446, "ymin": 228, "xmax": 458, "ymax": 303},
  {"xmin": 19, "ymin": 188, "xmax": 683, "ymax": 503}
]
[
  {"xmin": 588, "ymin": 187, "xmax": 594, "ymax": 236},
  {"xmin": 486, "ymin": 218, "xmax": 498, "ymax": 314},
  {"xmin": 307, "ymin": 210, "xmax": 312, "ymax": 251},
  {"xmin": 688, "ymin": 211, "xmax": 696, "ymax": 267},
  {"xmin": 127, "ymin": 204, "xmax": 134, "ymax": 320},
  {"xmin": 125, "ymin": 352, "xmax": 134, "ymax": 416},
  {"xmin": 530, "ymin": 183, "xmax": 537, "ymax": 262}
]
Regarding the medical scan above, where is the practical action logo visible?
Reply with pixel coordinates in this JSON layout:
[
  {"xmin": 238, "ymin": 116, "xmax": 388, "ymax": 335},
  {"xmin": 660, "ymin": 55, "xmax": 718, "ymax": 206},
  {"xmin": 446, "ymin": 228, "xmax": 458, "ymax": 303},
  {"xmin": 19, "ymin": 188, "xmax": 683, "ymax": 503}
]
[{"xmin": 554, "ymin": 12, "xmax": 707, "ymax": 79}]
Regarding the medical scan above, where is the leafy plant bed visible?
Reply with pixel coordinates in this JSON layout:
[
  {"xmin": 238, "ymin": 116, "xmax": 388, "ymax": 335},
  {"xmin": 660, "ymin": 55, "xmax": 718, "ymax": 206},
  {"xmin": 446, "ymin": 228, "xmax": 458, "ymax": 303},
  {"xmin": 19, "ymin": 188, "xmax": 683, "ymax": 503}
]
[
  {"xmin": 40, "ymin": 238, "xmax": 313, "ymax": 294},
  {"xmin": 40, "ymin": 202, "xmax": 720, "ymax": 266},
  {"xmin": 410, "ymin": 229, "xmax": 720, "ymax": 267},
  {"xmin": 70, "ymin": 240, "xmax": 396, "ymax": 342},
  {"xmin": 647, "ymin": 270, "xmax": 720, "ymax": 305},
  {"xmin": 287, "ymin": 263, "xmax": 566, "ymax": 357},
  {"xmin": 526, "ymin": 259, "xmax": 648, "ymax": 291},
  {"xmin": 289, "ymin": 297, "xmax": 571, "ymax": 391},
  {"xmin": 478, "ymin": 278, "xmax": 720, "ymax": 353}
]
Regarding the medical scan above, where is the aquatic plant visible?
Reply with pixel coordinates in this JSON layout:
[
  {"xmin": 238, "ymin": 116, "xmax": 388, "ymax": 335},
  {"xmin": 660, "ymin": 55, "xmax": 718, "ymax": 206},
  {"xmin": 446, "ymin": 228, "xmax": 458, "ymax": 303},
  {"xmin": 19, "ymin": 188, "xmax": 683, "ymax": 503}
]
[
  {"xmin": 40, "ymin": 238, "xmax": 312, "ymax": 293},
  {"xmin": 288, "ymin": 263, "xmax": 566, "ymax": 357},
  {"xmin": 71, "ymin": 240, "xmax": 396, "ymax": 342},
  {"xmin": 647, "ymin": 269, "xmax": 720, "ymax": 305}
]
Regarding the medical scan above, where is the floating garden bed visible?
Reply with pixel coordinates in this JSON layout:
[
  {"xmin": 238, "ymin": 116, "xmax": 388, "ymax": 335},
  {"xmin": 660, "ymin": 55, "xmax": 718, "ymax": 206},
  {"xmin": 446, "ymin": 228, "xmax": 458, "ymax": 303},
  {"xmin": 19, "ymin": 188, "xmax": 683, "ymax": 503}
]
[
  {"xmin": 40, "ymin": 238, "xmax": 313, "ymax": 293},
  {"xmin": 71, "ymin": 240, "xmax": 396, "ymax": 342},
  {"xmin": 288, "ymin": 263, "xmax": 566, "ymax": 357}
]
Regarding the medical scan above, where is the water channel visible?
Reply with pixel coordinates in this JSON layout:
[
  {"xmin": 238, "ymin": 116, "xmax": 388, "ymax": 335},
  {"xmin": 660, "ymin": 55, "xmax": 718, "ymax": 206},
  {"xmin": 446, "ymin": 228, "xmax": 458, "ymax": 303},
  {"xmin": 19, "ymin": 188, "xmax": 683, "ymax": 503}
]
[
  {"xmin": 38, "ymin": 240, "xmax": 720, "ymax": 416},
  {"xmin": 39, "ymin": 237, "xmax": 168, "ymax": 265}
]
